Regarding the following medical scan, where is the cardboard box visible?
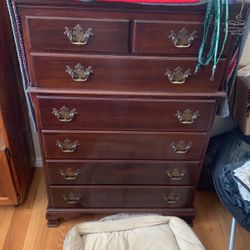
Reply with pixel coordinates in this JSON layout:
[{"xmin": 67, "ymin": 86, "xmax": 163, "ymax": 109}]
[{"xmin": 233, "ymin": 76, "xmax": 250, "ymax": 135}]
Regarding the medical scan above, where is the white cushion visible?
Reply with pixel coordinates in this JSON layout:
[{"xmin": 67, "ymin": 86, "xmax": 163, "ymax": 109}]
[{"xmin": 63, "ymin": 215, "xmax": 205, "ymax": 250}]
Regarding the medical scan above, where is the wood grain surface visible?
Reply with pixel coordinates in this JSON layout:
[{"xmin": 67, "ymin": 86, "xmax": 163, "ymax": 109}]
[
  {"xmin": 46, "ymin": 160, "xmax": 199, "ymax": 185},
  {"xmin": 37, "ymin": 95, "xmax": 216, "ymax": 132},
  {"xmin": 42, "ymin": 130, "xmax": 207, "ymax": 160},
  {"xmin": 27, "ymin": 17, "xmax": 130, "ymax": 53},
  {"xmin": 31, "ymin": 53, "xmax": 226, "ymax": 92}
]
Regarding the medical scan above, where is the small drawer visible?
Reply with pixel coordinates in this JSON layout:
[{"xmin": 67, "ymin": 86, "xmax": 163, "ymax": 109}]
[
  {"xmin": 49, "ymin": 185, "xmax": 194, "ymax": 208},
  {"xmin": 37, "ymin": 95, "xmax": 216, "ymax": 132},
  {"xmin": 133, "ymin": 20, "xmax": 230, "ymax": 55},
  {"xmin": 42, "ymin": 131, "xmax": 207, "ymax": 160},
  {"xmin": 46, "ymin": 160, "xmax": 200, "ymax": 185},
  {"xmin": 31, "ymin": 54, "xmax": 226, "ymax": 92},
  {"xmin": 133, "ymin": 20, "xmax": 203, "ymax": 55},
  {"xmin": 26, "ymin": 17, "xmax": 129, "ymax": 53}
]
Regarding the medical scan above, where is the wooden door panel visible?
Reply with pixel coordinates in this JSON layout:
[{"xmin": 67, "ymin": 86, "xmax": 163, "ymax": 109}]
[{"xmin": 0, "ymin": 148, "xmax": 18, "ymax": 205}]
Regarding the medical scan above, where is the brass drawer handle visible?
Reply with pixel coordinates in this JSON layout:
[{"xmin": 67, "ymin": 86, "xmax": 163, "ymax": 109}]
[
  {"xmin": 165, "ymin": 168, "xmax": 186, "ymax": 181},
  {"xmin": 165, "ymin": 66, "xmax": 191, "ymax": 84},
  {"xmin": 63, "ymin": 193, "xmax": 81, "ymax": 204},
  {"xmin": 56, "ymin": 139, "xmax": 79, "ymax": 153},
  {"xmin": 175, "ymin": 109, "xmax": 199, "ymax": 124},
  {"xmin": 66, "ymin": 63, "xmax": 93, "ymax": 82},
  {"xmin": 171, "ymin": 140, "xmax": 192, "ymax": 154},
  {"xmin": 59, "ymin": 168, "xmax": 80, "ymax": 180},
  {"xmin": 52, "ymin": 106, "xmax": 77, "ymax": 122},
  {"xmin": 169, "ymin": 28, "xmax": 197, "ymax": 48},
  {"xmin": 64, "ymin": 24, "xmax": 93, "ymax": 45},
  {"xmin": 162, "ymin": 192, "xmax": 180, "ymax": 204}
]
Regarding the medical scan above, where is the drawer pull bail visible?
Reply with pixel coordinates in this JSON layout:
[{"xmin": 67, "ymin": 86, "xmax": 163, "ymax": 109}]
[
  {"xmin": 171, "ymin": 140, "xmax": 192, "ymax": 154},
  {"xmin": 163, "ymin": 192, "xmax": 180, "ymax": 204},
  {"xmin": 63, "ymin": 193, "xmax": 81, "ymax": 204},
  {"xmin": 59, "ymin": 168, "xmax": 80, "ymax": 180},
  {"xmin": 165, "ymin": 66, "xmax": 191, "ymax": 84},
  {"xmin": 64, "ymin": 25, "xmax": 93, "ymax": 45},
  {"xmin": 165, "ymin": 168, "xmax": 186, "ymax": 181},
  {"xmin": 52, "ymin": 106, "xmax": 77, "ymax": 122},
  {"xmin": 169, "ymin": 28, "xmax": 197, "ymax": 48},
  {"xmin": 66, "ymin": 63, "xmax": 93, "ymax": 82},
  {"xmin": 175, "ymin": 109, "xmax": 199, "ymax": 124},
  {"xmin": 56, "ymin": 139, "xmax": 79, "ymax": 153}
]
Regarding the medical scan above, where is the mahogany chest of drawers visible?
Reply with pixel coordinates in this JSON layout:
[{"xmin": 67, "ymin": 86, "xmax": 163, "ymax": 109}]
[{"xmin": 15, "ymin": 0, "xmax": 233, "ymax": 226}]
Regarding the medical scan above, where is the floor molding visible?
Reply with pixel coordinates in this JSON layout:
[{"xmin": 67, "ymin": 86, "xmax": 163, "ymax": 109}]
[{"xmin": 35, "ymin": 158, "xmax": 43, "ymax": 168}]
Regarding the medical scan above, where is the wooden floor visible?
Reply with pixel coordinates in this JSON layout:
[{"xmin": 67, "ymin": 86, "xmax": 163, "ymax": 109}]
[{"xmin": 0, "ymin": 169, "xmax": 249, "ymax": 250}]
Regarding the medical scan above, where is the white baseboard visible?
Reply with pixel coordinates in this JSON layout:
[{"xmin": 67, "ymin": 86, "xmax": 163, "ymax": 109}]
[{"xmin": 35, "ymin": 158, "xmax": 43, "ymax": 167}]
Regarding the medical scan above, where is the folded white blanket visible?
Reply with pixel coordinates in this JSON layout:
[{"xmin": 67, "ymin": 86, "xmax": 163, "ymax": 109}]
[{"xmin": 63, "ymin": 215, "xmax": 205, "ymax": 250}]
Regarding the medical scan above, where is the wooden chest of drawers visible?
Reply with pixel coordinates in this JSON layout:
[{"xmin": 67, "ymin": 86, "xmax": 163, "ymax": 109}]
[{"xmin": 16, "ymin": 0, "xmax": 235, "ymax": 226}]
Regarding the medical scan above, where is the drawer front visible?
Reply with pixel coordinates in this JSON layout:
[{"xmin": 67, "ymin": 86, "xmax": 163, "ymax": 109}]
[
  {"xmin": 46, "ymin": 160, "xmax": 200, "ymax": 185},
  {"xmin": 26, "ymin": 17, "xmax": 129, "ymax": 53},
  {"xmin": 37, "ymin": 96, "xmax": 216, "ymax": 132},
  {"xmin": 31, "ymin": 54, "xmax": 226, "ymax": 92},
  {"xmin": 49, "ymin": 186, "xmax": 193, "ymax": 208},
  {"xmin": 42, "ymin": 131, "xmax": 207, "ymax": 160},
  {"xmin": 133, "ymin": 20, "xmax": 203, "ymax": 55},
  {"xmin": 133, "ymin": 20, "xmax": 229, "ymax": 55}
]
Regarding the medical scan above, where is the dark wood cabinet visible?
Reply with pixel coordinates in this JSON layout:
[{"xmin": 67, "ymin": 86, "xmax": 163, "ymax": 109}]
[
  {"xmin": 0, "ymin": 0, "xmax": 35, "ymax": 205},
  {"xmin": 14, "ymin": 0, "xmax": 245, "ymax": 226}
]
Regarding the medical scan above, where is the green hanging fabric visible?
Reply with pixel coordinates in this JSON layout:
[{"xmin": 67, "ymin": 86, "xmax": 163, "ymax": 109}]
[{"xmin": 195, "ymin": 0, "xmax": 229, "ymax": 81}]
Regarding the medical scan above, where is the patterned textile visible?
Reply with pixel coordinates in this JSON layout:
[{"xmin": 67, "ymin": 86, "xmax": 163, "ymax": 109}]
[
  {"xmin": 233, "ymin": 161, "xmax": 250, "ymax": 202},
  {"xmin": 6, "ymin": 0, "xmax": 37, "ymax": 128},
  {"xmin": 228, "ymin": 139, "xmax": 250, "ymax": 163},
  {"xmin": 88, "ymin": 0, "xmax": 208, "ymax": 5},
  {"xmin": 216, "ymin": 162, "xmax": 250, "ymax": 227},
  {"xmin": 98, "ymin": 0, "xmax": 200, "ymax": 3}
]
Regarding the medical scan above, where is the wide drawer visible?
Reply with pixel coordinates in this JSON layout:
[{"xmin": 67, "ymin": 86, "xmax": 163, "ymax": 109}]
[
  {"xmin": 133, "ymin": 20, "xmax": 229, "ymax": 55},
  {"xmin": 31, "ymin": 54, "xmax": 226, "ymax": 92},
  {"xmin": 37, "ymin": 95, "xmax": 217, "ymax": 131},
  {"xmin": 26, "ymin": 17, "xmax": 129, "ymax": 53},
  {"xmin": 46, "ymin": 160, "xmax": 200, "ymax": 185},
  {"xmin": 49, "ymin": 185, "xmax": 193, "ymax": 208},
  {"xmin": 42, "ymin": 131, "xmax": 207, "ymax": 160}
]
